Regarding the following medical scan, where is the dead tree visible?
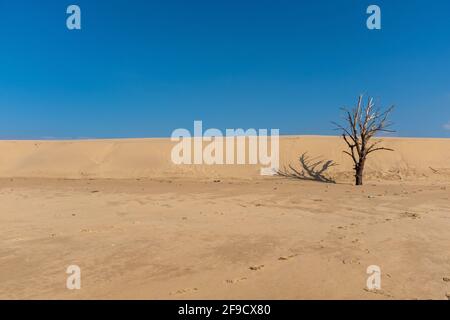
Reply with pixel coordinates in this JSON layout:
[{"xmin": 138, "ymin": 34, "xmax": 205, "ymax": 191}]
[{"xmin": 333, "ymin": 96, "xmax": 394, "ymax": 186}]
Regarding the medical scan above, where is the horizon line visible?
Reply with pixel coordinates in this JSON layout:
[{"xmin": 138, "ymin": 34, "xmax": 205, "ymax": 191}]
[{"xmin": 1, "ymin": 134, "xmax": 450, "ymax": 142}]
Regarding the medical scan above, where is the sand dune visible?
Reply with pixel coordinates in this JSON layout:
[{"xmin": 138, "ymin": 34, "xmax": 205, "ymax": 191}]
[
  {"xmin": 1, "ymin": 136, "xmax": 450, "ymax": 300},
  {"xmin": 1, "ymin": 136, "xmax": 450, "ymax": 181}
]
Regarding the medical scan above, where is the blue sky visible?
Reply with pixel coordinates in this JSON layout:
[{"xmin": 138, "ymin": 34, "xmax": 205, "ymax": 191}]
[{"xmin": 0, "ymin": 0, "xmax": 449, "ymax": 139}]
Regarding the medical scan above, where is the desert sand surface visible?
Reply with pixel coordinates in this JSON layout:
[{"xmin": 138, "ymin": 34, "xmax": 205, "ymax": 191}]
[{"xmin": 1, "ymin": 136, "xmax": 450, "ymax": 299}]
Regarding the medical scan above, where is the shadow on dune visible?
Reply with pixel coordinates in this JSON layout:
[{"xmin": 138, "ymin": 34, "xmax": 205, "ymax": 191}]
[{"xmin": 278, "ymin": 152, "xmax": 338, "ymax": 183}]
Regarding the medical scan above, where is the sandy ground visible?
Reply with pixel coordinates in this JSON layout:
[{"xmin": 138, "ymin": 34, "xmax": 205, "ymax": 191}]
[{"xmin": 1, "ymin": 177, "xmax": 449, "ymax": 300}]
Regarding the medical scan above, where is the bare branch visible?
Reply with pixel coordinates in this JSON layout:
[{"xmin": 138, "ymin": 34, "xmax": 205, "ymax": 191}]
[{"xmin": 366, "ymin": 146, "xmax": 394, "ymax": 155}]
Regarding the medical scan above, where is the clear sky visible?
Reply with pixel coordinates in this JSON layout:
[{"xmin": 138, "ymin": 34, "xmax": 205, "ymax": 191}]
[{"xmin": 1, "ymin": 0, "xmax": 449, "ymax": 139}]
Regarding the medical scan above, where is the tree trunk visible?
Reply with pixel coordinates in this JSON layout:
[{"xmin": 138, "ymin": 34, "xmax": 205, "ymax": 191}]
[
  {"xmin": 355, "ymin": 160, "xmax": 365, "ymax": 186},
  {"xmin": 355, "ymin": 171, "xmax": 363, "ymax": 186}
]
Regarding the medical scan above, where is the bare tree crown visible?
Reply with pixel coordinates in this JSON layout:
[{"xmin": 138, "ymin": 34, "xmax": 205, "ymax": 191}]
[{"xmin": 333, "ymin": 95, "xmax": 395, "ymax": 185}]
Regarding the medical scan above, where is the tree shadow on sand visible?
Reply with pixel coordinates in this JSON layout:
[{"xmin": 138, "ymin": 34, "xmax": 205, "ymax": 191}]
[{"xmin": 278, "ymin": 153, "xmax": 338, "ymax": 183}]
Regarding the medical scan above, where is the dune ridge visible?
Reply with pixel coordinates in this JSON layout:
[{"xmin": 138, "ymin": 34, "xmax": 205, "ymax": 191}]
[{"xmin": 1, "ymin": 136, "xmax": 449, "ymax": 181}]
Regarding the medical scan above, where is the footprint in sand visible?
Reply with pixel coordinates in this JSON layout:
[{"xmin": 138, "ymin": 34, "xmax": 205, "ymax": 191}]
[
  {"xmin": 278, "ymin": 254, "xmax": 299, "ymax": 261},
  {"xmin": 364, "ymin": 288, "xmax": 392, "ymax": 298},
  {"xmin": 79, "ymin": 225, "xmax": 123, "ymax": 233},
  {"xmin": 249, "ymin": 265, "xmax": 264, "ymax": 271},
  {"xmin": 169, "ymin": 287, "xmax": 198, "ymax": 295},
  {"xmin": 225, "ymin": 277, "xmax": 247, "ymax": 284},
  {"xmin": 400, "ymin": 211, "xmax": 421, "ymax": 219},
  {"xmin": 342, "ymin": 258, "xmax": 361, "ymax": 265}
]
